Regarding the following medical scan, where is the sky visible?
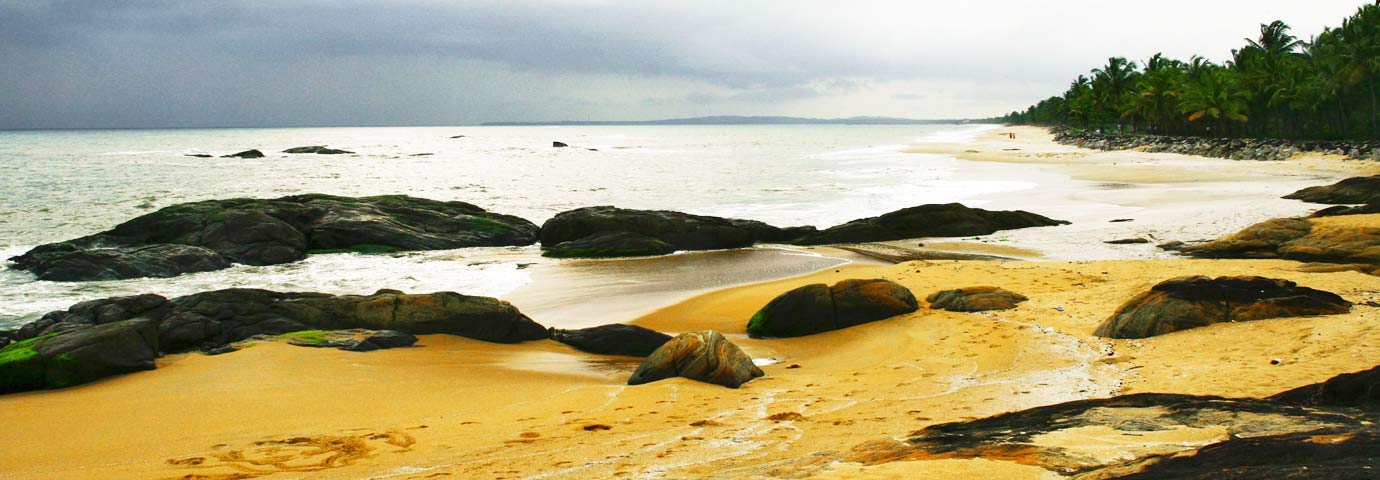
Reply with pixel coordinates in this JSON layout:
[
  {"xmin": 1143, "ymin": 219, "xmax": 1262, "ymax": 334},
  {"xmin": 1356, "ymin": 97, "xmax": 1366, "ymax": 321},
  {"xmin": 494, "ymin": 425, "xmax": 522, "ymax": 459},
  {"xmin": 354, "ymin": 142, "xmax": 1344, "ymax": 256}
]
[{"xmin": 0, "ymin": 0, "xmax": 1370, "ymax": 129}]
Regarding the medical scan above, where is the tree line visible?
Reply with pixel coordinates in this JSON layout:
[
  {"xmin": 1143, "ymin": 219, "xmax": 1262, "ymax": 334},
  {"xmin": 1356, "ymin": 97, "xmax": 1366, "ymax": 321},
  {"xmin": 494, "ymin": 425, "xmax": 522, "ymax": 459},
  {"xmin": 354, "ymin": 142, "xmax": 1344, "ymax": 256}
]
[{"xmin": 1003, "ymin": 3, "xmax": 1379, "ymax": 140}]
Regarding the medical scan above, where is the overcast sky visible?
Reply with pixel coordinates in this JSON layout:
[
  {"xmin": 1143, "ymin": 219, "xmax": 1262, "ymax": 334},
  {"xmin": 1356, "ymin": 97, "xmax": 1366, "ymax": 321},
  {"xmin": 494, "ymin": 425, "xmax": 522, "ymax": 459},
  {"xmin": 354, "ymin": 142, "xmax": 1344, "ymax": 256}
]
[{"xmin": 0, "ymin": 1, "xmax": 1369, "ymax": 129}]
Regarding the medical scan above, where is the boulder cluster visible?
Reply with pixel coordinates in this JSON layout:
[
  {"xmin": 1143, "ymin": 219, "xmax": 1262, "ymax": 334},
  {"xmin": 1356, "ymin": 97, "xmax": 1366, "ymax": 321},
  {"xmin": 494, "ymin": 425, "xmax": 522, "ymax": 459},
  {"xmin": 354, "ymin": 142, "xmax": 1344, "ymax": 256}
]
[{"xmin": 1054, "ymin": 127, "xmax": 1380, "ymax": 161}]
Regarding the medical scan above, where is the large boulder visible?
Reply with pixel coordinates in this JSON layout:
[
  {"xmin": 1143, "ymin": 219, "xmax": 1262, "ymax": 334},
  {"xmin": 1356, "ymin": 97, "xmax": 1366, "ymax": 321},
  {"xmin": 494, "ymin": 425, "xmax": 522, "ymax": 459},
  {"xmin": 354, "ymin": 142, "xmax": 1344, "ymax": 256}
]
[
  {"xmin": 793, "ymin": 203, "xmax": 1069, "ymax": 245},
  {"xmin": 1094, "ymin": 276, "xmax": 1351, "ymax": 339},
  {"xmin": 926, "ymin": 286, "xmax": 1028, "ymax": 312},
  {"xmin": 1283, "ymin": 175, "xmax": 1380, "ymax": 204},
  {"xmin": 747, "ymin": 279, "xmax": 918, "ymax": 338},
  {"xmin": 8, "ymin": 194, "xmax": 539, "ymax": 281},
  {"xmin": 0, "ymin": 318, "xmax": 159, "ymax": 394},
  {"xmin": 539, "ymin": 206, "xmax": 807, "ymax": 258},
  {"xmin": 1178, "ymin": 216, "xmax": 1380, "ymax": 268},
  {"xmin": 627, "ymin": 330, "xmax": 763, "ymax": 388},
  {"xmin": 549, "ymin": 324, "xmax": 673, "ymax": 357}
]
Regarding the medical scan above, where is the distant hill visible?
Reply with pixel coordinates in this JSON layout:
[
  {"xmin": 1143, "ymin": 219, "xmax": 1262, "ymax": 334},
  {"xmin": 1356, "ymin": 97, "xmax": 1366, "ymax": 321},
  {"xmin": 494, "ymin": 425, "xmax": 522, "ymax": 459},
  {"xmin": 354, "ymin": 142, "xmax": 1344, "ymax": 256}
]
[{"xmin": 481, "ymin": 116, "xmax": 984, "ymax": 126}]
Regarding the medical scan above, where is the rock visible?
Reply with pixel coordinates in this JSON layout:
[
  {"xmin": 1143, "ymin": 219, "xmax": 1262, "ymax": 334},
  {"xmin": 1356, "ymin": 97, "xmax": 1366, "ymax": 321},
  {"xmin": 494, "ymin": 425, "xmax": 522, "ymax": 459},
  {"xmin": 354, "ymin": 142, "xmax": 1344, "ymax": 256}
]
[
  {"xmin": 8, "ymin": 194, "xmax": 539, "ymax": 281},
  {"xmin": 282, "ymin": 146, "xmax": 353, "ymax": 154},
  {"xmin": 1105, "ymin": 238, "xmax": 1151, "ymax": 244},
  {"xmin": 1109, "ymin": 218, "xmax": 1134, "ymax": 223},
  {"xmin": 1311, "ymin": 201, "xmax": 1380, "ymax": 217},
  {"xmin": 15, "ymin": 293, "xmax": 173, "ymax": 341},
  {"xmin": 543, "ymin": 231, "xmax": 674, "ymax": 258},
  {"xmin": 539, "ymin": 206, "xmax": 796, "ymax": 258},
  {"xmin": 277, "ymin": 329, "xmax": 418, "ymax": 352},
  {"xmin": 449, "ymin": 135, "xmax": 465, "ymax": 139},
  {"xmin": 1178, "ymin": 216, "xmax": 1380, "ymax": 267},
  {"xmin": 1284, "ymin": 176, "xmax": 1380, "ymax": 204},
  {"xmin": 627, "ymin": 331, "xmax": 763, "ymax": 388},
  {"xmin": 222, "ymin": 149, "xmax": 265, "ymax": 159},
  {"xmin": 1157, "ymin": 240, "xmax": 1186, "ymax": 251},
  {"xmin": 1093, "ymin": 276, "xmax": 1351, "ymax": 339},
  {"xmin": 1271, "ymin": 364, "xmax": 1380, "ymax": 410},
  {"xmin": 10, "ymin": 243, "xmax": 230, "ymax": 282},
  {"xmin": 926, "ymin": 287, "xmax": 1028, "ymax": 312},
  {"xmin": 549, "ymin": 324, "xmax": 672, "ymax": 357},
  {"xmin": 0, "ymin": 318, "xmax": 159, "ymax": 394},
  {"xmin": 185, "ymin": 153, "xmax": 212, "ymax": 158},
  {"xmin": 842, "ymin": 391, "xmax": 1376, "ymax": 479},
  {"xmin": 793, "ymin": 203, "xmax": 1069, "ymax": 245},
  {"xmin": 747, "ymin": 279, "xmax": 918, "ymax": 338},
  {"xmin": 552, "ymin": 141, "xmax": 568, "ymax": 148}
]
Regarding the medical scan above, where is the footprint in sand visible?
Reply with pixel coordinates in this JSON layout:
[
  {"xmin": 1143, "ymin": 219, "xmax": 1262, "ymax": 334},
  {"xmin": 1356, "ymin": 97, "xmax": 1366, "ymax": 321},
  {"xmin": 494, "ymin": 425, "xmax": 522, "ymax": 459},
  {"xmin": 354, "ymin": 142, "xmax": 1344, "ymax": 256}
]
[{"xmin": 163, "ymin": 430, "xmax": 415, "ymax": 479}]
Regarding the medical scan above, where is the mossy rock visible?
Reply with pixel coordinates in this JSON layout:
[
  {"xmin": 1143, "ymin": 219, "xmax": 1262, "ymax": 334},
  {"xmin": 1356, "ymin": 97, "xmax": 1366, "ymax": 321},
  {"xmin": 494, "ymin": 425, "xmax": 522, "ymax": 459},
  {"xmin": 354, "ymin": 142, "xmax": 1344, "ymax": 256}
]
[{"xmin": 0, "ymin": 319, "xmax": 159, "ymax": 394}]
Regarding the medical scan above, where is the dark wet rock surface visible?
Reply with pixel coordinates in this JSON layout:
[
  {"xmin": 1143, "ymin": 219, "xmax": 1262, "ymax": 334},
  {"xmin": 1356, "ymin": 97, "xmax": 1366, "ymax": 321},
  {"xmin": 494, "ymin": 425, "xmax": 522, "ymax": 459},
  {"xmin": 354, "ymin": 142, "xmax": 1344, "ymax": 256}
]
[
  {"xmin": 1094, "ymin": 276, "xmax": 1351, "ymax": 339},
  {"xmin": 793, "ymin": 203, "xmax": 1068, "ymax": 245},
  {"xmin": 550, "ymin": 324, "xmax": 672, "ymax": 357},
  {"xmin": 747, "ymin": 279, "xmax": 918, "ymax": 338}
]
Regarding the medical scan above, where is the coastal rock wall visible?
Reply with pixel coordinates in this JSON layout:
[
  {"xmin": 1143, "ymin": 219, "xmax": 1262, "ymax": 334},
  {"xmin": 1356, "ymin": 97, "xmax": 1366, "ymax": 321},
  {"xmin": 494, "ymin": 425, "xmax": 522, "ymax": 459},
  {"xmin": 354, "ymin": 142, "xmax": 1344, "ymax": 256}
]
[{"xmin": 1052, "ymin": 127, "xmax": 1380, "ymax": 161}]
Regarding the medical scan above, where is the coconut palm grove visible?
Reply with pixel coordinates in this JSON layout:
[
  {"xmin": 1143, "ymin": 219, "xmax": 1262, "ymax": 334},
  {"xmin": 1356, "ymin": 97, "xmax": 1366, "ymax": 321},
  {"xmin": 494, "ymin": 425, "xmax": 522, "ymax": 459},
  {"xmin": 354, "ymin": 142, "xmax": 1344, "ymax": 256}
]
[{"xmin": 1004, "ymin": 3, "xmax": 1380, "ymax": 140}]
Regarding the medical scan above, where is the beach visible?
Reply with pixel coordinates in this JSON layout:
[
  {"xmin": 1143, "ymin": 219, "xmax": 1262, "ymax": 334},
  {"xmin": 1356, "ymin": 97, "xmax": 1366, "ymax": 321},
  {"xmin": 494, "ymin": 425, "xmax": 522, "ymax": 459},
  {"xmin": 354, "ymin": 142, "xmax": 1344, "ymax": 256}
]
[{"xmin": 2, "ymin": 126, "xmax": 1378, "ymax": 479}]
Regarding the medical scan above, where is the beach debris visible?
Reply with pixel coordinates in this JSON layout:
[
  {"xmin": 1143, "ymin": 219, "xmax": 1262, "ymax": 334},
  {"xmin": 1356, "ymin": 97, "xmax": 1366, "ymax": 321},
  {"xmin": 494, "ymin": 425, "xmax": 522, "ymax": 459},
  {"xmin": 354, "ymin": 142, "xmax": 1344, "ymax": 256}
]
[
  {"xmin": 627, "ymin": 330, "xmax": 763, "ymax": 388},
  {"xmin": 582, "ymin": 424, "xmax": 612, "ymax": 431},
  {"xmin": 926, "ymin": 286, "xmax": 1028, "ymax": 312},
  {"xmin": 747, "ymin": 279, "xmax": 918, "ymax": 338},
  {"xmin": 549, "ymin": 324, "xmax": 672, "ymax": 357},
  {"xmin": 766, "ymin": 412, "xmax": 805, "ymax": 422},
  {"xmin": 1094, "ymin": 276, "xmax": 1351, "ymax": 339}
]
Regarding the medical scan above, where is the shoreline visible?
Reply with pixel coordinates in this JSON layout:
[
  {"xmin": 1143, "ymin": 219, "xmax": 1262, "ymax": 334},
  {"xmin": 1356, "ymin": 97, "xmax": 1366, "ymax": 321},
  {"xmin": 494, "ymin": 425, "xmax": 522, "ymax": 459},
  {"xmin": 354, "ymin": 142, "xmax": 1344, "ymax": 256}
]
[{"xmin": 2, "ymin": 126, "xmax": 1379, "ymax": 478}]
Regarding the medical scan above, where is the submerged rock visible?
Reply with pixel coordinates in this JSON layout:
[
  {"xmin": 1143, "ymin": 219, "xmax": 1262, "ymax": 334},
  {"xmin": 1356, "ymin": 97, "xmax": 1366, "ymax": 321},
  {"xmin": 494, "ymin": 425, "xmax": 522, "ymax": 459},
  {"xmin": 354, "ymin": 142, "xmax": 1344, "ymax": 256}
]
[
  {"xmin": 549, "ymin": 324, "xmax": 672, "ymax": 357},
  {"xmin": 627, "ymin": 330, "xmax": 763, "ymax": 388},
  {"xmin": 926, "ymin": 286, "xmax": 1028, "ymax": 312},
  {"xmin": 8, "ymin": 194, "xmax": 539, "ymax": 281},
  {"xmin": 747, "ymin": 279, "xmax": 918, "ymax": 338},
  {"xmin": 222, "ymin": 149, "xmax": 265, "ymax": 159},
  {"xmin": 793, "ymin": 203, "xmax": 1068, "ymax": 245},
  {"xmin": 1284, "ymin": 175, "xmax": 1380, "ymax": 204},
  {"xmin": 0, "ymin": 318, "xmax": 159, "ymax": 394},
  {"xmin": 539, "ymin": 206, "xmax": 806, "ymax": 258},
  {"xmin": 283, "ymin": 145, "xmax": 353, "ymax": 154},
  {"xmin": 1093, "ymin": 276, "xmax": 1351, "ymax": 339}
]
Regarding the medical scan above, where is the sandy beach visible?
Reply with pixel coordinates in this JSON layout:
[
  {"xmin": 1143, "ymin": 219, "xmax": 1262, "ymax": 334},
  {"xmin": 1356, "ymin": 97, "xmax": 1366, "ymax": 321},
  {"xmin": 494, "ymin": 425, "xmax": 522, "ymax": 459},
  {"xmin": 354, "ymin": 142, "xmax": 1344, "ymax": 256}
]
[{"xmin": 3, "ymin": 127, "xmax": 1379, "ymax": 479}]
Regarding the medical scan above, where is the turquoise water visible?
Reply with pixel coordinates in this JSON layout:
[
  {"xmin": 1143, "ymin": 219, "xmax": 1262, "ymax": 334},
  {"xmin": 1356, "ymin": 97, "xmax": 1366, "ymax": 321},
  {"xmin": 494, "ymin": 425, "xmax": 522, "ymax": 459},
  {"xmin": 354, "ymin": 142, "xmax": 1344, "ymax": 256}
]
[{"xmin": 0, "ymin": 124, "xmax": 1021, "ymax": 324}]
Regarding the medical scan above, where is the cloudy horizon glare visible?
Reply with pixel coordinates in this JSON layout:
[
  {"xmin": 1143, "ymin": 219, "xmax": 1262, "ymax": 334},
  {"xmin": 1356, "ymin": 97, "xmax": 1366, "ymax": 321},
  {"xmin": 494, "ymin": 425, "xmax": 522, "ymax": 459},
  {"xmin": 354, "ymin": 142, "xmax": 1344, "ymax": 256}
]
[{"xmin": 0, "ymin": 0, "xmax": 1370, "ymax": 129}]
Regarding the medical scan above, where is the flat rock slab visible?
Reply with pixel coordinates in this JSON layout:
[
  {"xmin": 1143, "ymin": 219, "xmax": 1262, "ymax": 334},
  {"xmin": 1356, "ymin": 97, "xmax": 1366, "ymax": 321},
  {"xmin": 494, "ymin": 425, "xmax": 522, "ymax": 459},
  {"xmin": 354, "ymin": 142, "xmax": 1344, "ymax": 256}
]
[
  {"xmin": 549, "ymin": 324, "xmax": 672, "ymax": 357},
  {"xmin": 926, "ymin": 286, "xmax": 1028, "ymax": 312},
  {"xmin": 1094, "ymin": 276, "xmax": 1351, "ymax": 339},
  {"xmin": 627, "ymin": 330, "xmax": 762, "ymax": 388},
  {"xmin": 748, "ymin": 279, "xmax": 919, "ymax": 338}
]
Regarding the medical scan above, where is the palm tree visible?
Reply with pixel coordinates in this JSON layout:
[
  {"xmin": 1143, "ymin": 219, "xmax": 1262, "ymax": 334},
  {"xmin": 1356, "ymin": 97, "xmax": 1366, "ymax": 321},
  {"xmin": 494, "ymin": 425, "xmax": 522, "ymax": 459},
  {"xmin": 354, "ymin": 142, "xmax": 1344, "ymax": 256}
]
[
  {"xmin": 1180, "ymin": 66, "xmax": 1251, "ymax": 137},
  {"xmin": 1092, "ymin": 57, "xmax": 1139, "ymax": 131}
]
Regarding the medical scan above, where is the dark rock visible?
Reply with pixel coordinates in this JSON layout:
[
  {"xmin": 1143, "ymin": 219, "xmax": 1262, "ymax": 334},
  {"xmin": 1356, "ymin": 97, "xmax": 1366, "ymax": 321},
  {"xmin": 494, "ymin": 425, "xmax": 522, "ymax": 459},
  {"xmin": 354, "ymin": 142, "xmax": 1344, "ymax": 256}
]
[
  {"xmin": 926, "ymin": 287, "xmax": 1028, "ymax": 312},
  {"xmin": 1105, "ymin": 238, "xmax": 1151, "ymax": 244},
  {"xmin": 747, "ymin": 279, "xmax": 918, "ymax": 338},
  {"xmin": 549, "ymin": 324, "xmax": 673, "ymax": 357},
  {"xmin": 1052, "ymin": 126, "xmax": 1380, "ymax": 162},
  {"xmin": 283, "ymin": 146, "xmax": 353, "ymax": 154},
  {"xmin": 1112, "ymin": 428, "xmax": 1380, "ymax": 479},
  {"xmin": 1157, "ymin": 240, "xmax": 1186, "ymax": 251},
  {"xmin": 1178, "ymin": 217, "xmax": 1380, "ymax": 267},
  {"xmin": 552, "ymin": 141, "xmax": 568, "ymax": 148},
  {"xmin": 1094, "ymin": 276, "xmax": 1351, "ymax": 339},
  {"xmin": 15, "ymin": 293, "xmax": 173, "ymax": 341},
  {"xmin": 1311, "ymin": 201, "xmax": 1380, "ymax": 218},
  {"xmin": 1110, "ymin": 218, "xmax": 1134, "ymax": 223},
  {"xmin": 278, "ymin": 329, "xmax": 418, "ymax": 352},
  {"xmin": 793, "ymin": 203, "xmax": 1068, "ymax": 245},
  {"xmin": 543, "ymin": 231, "xmax": 674, "ymax": 258},
  {"xmin": 627, "ymin": 330, "xmax": 763, "ymax": 388},
  {"xmin": 1283, "ymin": 176, "xmax": 1380, "ymax": 204},
  {"xmin": 539, "ymin": 206, "xmax": 792, "ymax": 258},
  {"xmin": 1271, "ymin": 364, "xmax": 1380, "ymax": 410},
  {"xmin": 222, "ymin": 149, "xmax": 265, "ymax": 159},
  {"xmin": 9, "ymin": 194, "xmax": 539, "ymax": 281},
  {"xmin": 0, "ymin": 318, "xmax": 159, "ymax": 394},
  {"xmin": 449, "ymin": 135, "xmax": 465, "ymax": 139},
  {"xmin": 185, "ymin": 154, "xmax": 212, "ymax": 158}
]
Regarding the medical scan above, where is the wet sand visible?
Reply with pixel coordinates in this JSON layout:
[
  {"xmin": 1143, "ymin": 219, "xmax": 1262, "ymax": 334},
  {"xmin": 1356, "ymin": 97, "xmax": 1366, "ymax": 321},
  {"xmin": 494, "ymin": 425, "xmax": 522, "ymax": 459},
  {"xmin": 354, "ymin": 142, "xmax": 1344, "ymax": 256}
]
[{"xmin": 3, "ymin": 127, "xmax": 1379, "ymax": 479}]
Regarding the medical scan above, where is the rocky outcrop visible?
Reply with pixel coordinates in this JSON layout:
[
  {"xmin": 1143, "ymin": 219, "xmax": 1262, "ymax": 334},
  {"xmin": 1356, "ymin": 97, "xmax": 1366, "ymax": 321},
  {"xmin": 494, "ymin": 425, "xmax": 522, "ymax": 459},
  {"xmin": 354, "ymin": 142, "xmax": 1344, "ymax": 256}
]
[
  {"xmin": 0, "ymin": 318, "xmax": 159, "ymax": 394},
  {"xmin": 1053, "ymin": 127, "xmax": 1380, "ymax": 161},
  {"xmin": 1094, "ymin": 276, "xmax": 1351, "ymax": 339},
  {"xmin": 222, "ymin": 149, "xmax": 265, "ymax": 159},
  {"xmin": 1177, "ymin": 216, "xmax": 1380, "ymax": 269},
  {"xmin": 1284, "ymin": 176, "xmax": 1380, "ymax": 204},
  {"xmin": 843, "ymin": 391, "xmax": 1377, "ymax": 479},
  {"xmin": 926, "ymin": 287, "xmax": 1028, "ymax": 312},
  {"xmin": 627, "ymin": 330, "xmax": 763, "ymax": 388},
  {"xmin": 283, "ymin": 146, "xmax": 353, "ymax": 154},
  {"xmin": 747, "ymin": 279, "xmax": 918, "ymax": 338},
  {"xmin": 276, "ymin": 329, "xmax": 418, "ymax": 352},
  {"xmin": 792, "ymin": 203, "xmax": 1069, "ymax": 245},
  {"xmin": 539, "ymin": 206, "xmax": 808, "ymax": 258},
  {"xmin": 8, "ymin": 194, "xmax": 539, "ymax": 281},
  {"xmin": 1272, "ymin": 364, "xmax": 1380, "ymax": 411},
  {"xmin": 549, "ymin": 324, "xmax": 672, "ymax": 357},
  {"xmin": 1312, "ymin": 202, "xmax": 1380, "ymax": 217}
]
